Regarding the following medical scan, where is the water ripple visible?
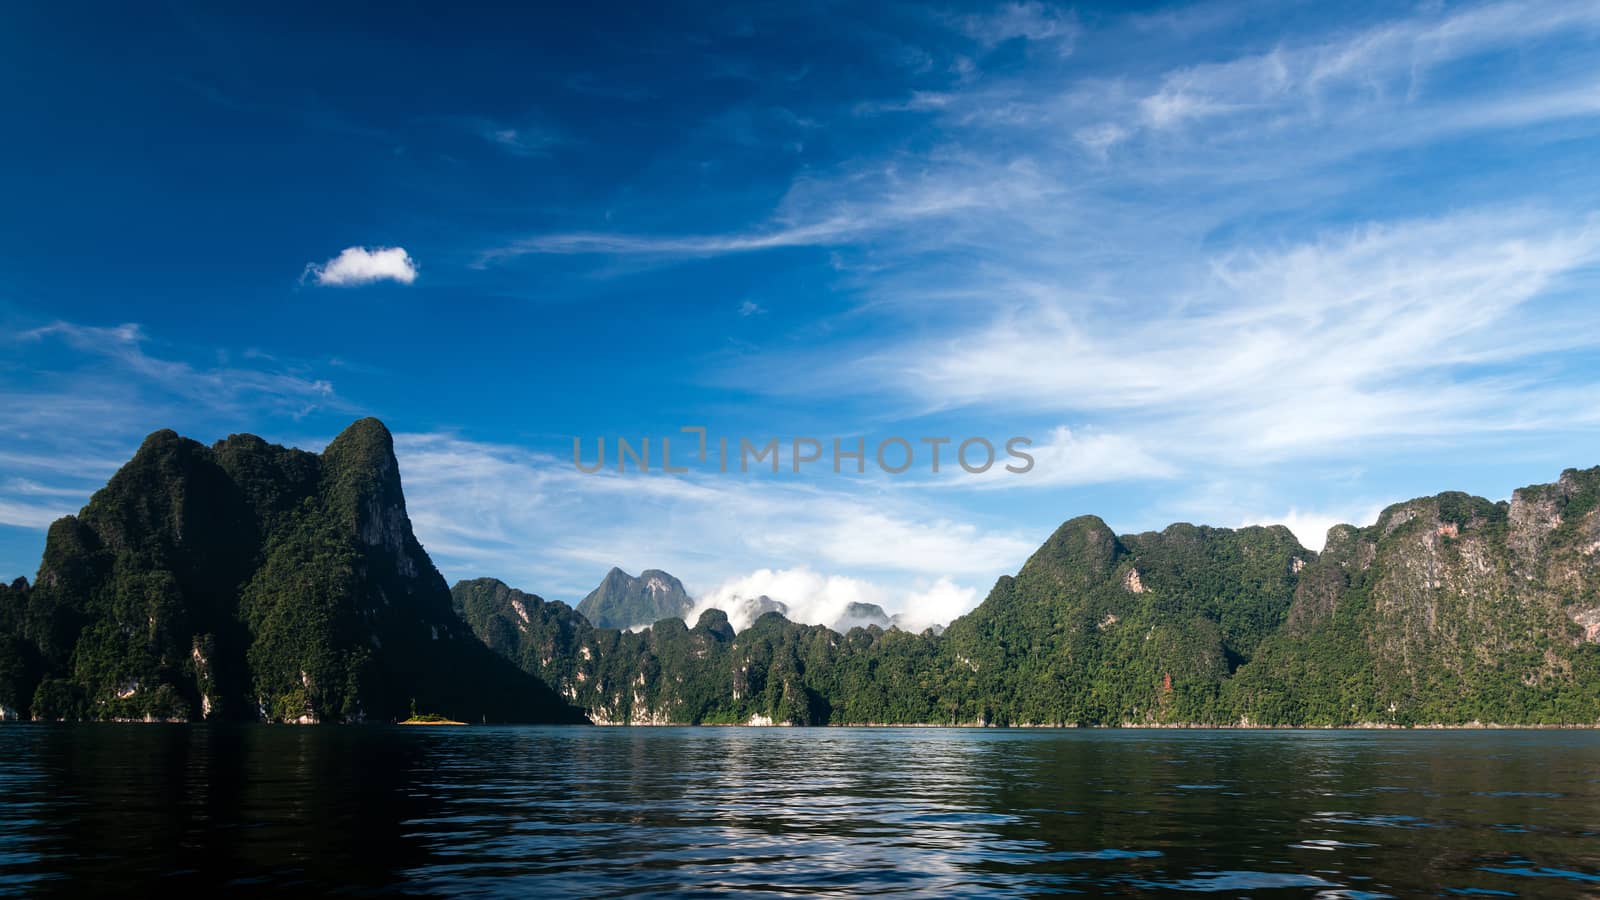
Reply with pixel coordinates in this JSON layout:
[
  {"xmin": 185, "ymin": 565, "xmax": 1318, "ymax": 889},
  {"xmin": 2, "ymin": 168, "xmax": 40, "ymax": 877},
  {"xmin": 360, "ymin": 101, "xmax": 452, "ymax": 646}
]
[{"xmin": 1, "ymin": 726, "xmax": 1598, "ymax": 896}]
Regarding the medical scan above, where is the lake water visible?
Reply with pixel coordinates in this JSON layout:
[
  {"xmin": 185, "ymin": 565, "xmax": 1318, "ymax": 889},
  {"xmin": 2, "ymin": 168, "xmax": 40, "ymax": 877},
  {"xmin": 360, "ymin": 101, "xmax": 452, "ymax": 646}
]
[{"xmin": 1, "ymin": 726, "xmax": 1598, "ymax": 896}]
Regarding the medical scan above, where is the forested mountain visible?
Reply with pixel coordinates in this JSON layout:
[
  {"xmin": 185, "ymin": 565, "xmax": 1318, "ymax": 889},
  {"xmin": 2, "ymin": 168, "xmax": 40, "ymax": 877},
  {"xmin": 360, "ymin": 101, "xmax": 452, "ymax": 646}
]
[
  {"xmin": 1229, "ymin": 472, "xmax": 1600, "ymax": 725},
  {"xmin": 6, "ymin": 416, "xmax": 1598, "ymax": 728},
  {"xmin": 454, "ymin": 576, "xmax": 886, "ymax": 725},
  {"xmin": 456, "ymin": 468, "xmax": 1600, "ymax": 727},
  {"xmin": 575, "ymin": 567, "xmax": 693, "ymax": 629},
  {"xmin": 0, "ymin": 419, "xmax": 583, "ymax": 724}
]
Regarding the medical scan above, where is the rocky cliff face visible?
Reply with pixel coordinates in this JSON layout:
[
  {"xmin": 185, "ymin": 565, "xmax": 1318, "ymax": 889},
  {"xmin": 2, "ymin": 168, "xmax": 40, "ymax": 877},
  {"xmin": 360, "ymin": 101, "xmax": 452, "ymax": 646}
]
[
  {"xmin": 0, "ymin": 419, "xmax": 584, "ymax": 724},
  {"xmin": 1234, "ymin": 469, "xmax": 1600, "ymax": 725},
  {"xmin": 457, "ymin": 573, "xmax": 800, "ymax": 720},
  {"xmin": 455, "ymin": 577, "xmax": 864, "ymax": 725},
  {"xmin": 461, "ymin": 467, "xmax": 1600, "ymax": 727}
]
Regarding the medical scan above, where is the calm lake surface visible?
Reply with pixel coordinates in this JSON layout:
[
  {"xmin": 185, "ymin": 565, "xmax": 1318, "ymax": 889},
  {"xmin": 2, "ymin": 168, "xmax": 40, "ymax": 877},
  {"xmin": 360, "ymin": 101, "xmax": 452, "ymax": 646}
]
[{"xmin": 1, "ymin": 726, "xmax": 1598, "ymax": 897}]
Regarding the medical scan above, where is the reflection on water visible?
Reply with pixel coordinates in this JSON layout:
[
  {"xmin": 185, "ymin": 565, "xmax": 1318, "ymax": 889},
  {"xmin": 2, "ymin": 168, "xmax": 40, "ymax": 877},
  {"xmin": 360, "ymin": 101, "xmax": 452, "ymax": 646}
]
[{"xmin": 1, "ymin": 726, "xmax": 1598, "ymax": 896}]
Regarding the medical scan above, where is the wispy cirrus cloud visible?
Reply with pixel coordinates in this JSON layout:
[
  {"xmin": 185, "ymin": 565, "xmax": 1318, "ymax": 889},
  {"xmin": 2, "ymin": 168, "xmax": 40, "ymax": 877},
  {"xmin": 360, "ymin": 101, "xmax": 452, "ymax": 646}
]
[
  {"xmin": 479, "ymin": 154, "xmax": 1058, "ymax": 264},
  {"xmin": 936, "ymin": 426, "xmax": 1178, "ymax": 491},
  {"xmin": 452, "ymin": 113, "xmax": 562, "ymax": 157},
  {"xmin": 1118, "ymin": 0, "xmax": 1600, "ymax": 135},
  {"xmin": 488, "ymin": 1, "xmax": 1600, "ymax": 477},
  {"xmin": 479, "ymin": 218, "xmax": 865, "ymax": 261},
  {"xmin": 817, "ymin": 209, "xmax": 1600, "ymax": 522},
  {"xmin": 887, "ymin": 211, "xmax": 1600, "ymax": 423},
  {"xmin": 955, "ymin": 2, "xmax": 1077, "ymax": 53},
  {"xmin": 394, "ymin": 431, "xmax": 1036, "ymax": 623},
  {"xmin": 485, "ymin": 3, "xmax": 1600, "ymax": 275},
  {"xmin": 15, "ymin": 321, "xmax": 340, "ymax": 419},
  {"xmin": 456, "ymin": 1, "xmax": 1600, "ymax": 570},
  {"xmin": 0, "ymin": 321, "xmax": 350, "ymax": 551},
  {"xmin": 14, "ymin": 0, "xmax": 1600, "ymax": 605}
]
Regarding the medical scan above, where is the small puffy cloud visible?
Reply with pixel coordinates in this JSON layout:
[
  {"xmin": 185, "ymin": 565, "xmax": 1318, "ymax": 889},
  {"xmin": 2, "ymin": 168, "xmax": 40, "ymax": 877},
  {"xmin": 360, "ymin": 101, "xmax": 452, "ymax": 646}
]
[
  {"xmin": 738, "ymin": 300, "xmax": 765, "ymax": 316},
  {"xmin": 305, "ymin": 246, "xmax": 418, "ymax": 287}
]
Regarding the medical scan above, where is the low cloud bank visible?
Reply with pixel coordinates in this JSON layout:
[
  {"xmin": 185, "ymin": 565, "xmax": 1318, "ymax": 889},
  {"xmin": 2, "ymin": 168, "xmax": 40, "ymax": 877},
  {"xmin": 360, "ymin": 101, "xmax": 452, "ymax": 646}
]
[{"xmin": 687, "ymin": 567, "xmax": 978, "ymax": 634}]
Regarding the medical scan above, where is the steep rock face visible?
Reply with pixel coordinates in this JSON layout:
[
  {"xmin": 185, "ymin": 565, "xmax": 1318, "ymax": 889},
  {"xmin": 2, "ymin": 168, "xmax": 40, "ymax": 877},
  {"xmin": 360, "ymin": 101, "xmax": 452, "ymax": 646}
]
[
  {"xmin": 574, "ymin": 567, "xmax": 694, "ymax": 629},
  {"xmin": 0, "ymin": 419, "xmax": 584, "ymax": 724},
  {"xmin": 456, "ymin": 578, "xmax": 801, "ymax": 724},
  {"xmin": 0, "ymin": 578, "xmax": 35, "ymax": 720},
  {"xmin": 459, "ymin": 466, "xmax": 1600, "ymax": 727},
  {"xmin": 456, "ymin": 577, "xmax": 931, "ymax": 725},
  {"xmin": 1233, "ymin": 471, "xmax": 1600, "ymax": 725}
]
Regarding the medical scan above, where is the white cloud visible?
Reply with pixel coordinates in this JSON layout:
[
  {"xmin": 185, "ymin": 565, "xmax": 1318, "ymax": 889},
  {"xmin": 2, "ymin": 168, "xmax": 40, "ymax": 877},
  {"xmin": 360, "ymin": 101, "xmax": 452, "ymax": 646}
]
[
  {"xmin": 1111, "ymin": 0, "xmax": 1600, "ymax": 145},
  {"xmin": 478, "ymin": 155, "xmax": 1056, "ymax": 264},
  {"xmin": 1236, "ymin": 507, "xmax": 1385, "ymax": 553},
  {"xmin": 15, "ymin": 320, "xmax": 340, "ymax": 420},
  {"xmin": 1073, "ymin": 122, "xmax": 1128, "ymax": 159},
  {"xmin": 870, "ymin": 2, "xmax": 1600, "ymax": 191},
  {"xmin": 480, "ymin": 219, "xmax": 860, "ymax": 260},
  {"xmin": 940, "ymin": 426, "xmax": 1177, "ymax": 490},
  {"xmin": 305, "ymin": 246, "xmax": 418, "ymax": 286},
  {"xmin": 453, "ymin": 1, "xmax": 1600, "ymax": 591},
  {"xmin": 0, "ymin": 320, "xmax": 348, "ymax": 579},
  {"xmin": 392, "ymin": 432, "xmax": 1037, "ymax": 607},
  {"xmin": 878, "ymin": 210, "xmax": 1600, "ymax": 463},
  {"xmin": 0, "ymin": 498, "xmax": 77, "ymax": 530},
  {"xmin": 958, "ymin": 2, "xmax": 1077, "ymax": 51},
  {"xmin": 692, "ymin": 568, "xmax": 884, "ymax": 632},
  {"xmin": 1138, "ymin": 88, "xmax": 1244, "ymax": 128},
  {"xmin": 898, "ymin": 577, "xmax": 981, "ymax": 632},
  {"xmin": 3, "ymin": 478, "xmax": 99, "ymax": 498},
  {"xmin": 854, "ymin": 91, "xmax": 955, "ymax": 116},
  {"xmin": 688, "ymin": 567, "xmax": 981, "ymax": 632}
]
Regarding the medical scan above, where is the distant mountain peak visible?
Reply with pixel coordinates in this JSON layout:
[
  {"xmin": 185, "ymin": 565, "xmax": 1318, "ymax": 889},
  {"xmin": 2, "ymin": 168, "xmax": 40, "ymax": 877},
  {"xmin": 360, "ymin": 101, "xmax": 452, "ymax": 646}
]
[
  {"xmin": 833, "ymin": 601, "xmax": 891, "ymax": 632},
  {"xmin": 575, "ymin": 567, "xmax": 693, "ymax": 629}
]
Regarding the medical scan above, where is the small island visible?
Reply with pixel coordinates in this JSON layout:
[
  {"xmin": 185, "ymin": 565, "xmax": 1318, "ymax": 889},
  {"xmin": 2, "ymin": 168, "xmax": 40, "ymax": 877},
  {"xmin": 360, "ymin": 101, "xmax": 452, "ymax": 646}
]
[
  {"xmin": 400, "ymin": 713, "xmax": 467, "ymax": 726},
  {"xmin": 400, "ymin": 701, "xmax": 467, "ymax": 725}
]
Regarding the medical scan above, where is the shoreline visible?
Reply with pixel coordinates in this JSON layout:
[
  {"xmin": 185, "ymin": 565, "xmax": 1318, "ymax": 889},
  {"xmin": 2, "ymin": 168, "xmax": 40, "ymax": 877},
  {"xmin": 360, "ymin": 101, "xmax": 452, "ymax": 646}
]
[
  {"xmin": 6, "ymin": 719, "xmax": 1599, "ymax": 729},
  {"xmin": 585, "ymin": 720, "xmax": 1600, "ymax": 730}
]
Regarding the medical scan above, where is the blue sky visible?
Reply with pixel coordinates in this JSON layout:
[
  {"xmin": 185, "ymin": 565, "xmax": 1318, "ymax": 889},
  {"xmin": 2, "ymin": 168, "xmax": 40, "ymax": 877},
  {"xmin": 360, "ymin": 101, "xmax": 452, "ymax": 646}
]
[{"xmin": 4, "ymin": 1, "xmax": 1600, "ymax": 628}]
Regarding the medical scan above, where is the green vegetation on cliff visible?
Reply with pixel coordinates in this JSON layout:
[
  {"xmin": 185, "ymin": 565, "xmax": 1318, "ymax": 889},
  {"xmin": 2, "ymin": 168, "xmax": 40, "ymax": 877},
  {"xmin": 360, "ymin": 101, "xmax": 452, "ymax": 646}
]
[
  {"xmin": 8, "ymin": 417, "xmax": 1598, "ymax": 729},
  {"xmin": 457, "ymin": 468, "xmax": 1600, "ymax": 727},
  {"xmin": 0, "ymin": 420, "xmax": 584, "ymax": 724},
  {"xmin": 452, "ymin": 519, "xmax": 1309, "ymax": 726},
  {"xmin": 1228, "ymin": 472, "xmax": 1600, "ymax": 726}
]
